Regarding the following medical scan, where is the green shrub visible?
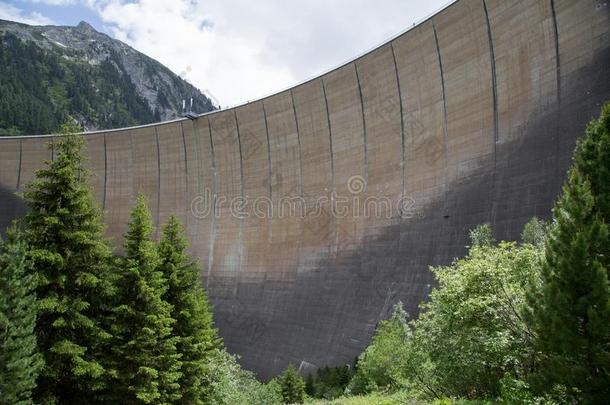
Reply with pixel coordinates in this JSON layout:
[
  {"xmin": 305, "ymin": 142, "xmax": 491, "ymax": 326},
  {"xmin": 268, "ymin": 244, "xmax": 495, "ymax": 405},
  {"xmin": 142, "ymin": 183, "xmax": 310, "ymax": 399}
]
[
  {"xmin": 408, "ymin": 241, "xmax": 541, "ymax": 399},
  {"xmin": 348, "ymin": 302, "xmax": 412, "ymax": 395},
  {"xmin": 205, "ymin": 350, "xmax": 282, "ymax": 405},
  {"xmin": 280, "ymin": 364, "xmax": 306, "ymax": 404}
]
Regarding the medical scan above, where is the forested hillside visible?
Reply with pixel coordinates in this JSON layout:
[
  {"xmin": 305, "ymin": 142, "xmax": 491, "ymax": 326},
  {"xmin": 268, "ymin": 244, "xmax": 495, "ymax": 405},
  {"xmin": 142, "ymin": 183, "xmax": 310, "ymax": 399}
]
[{"xmin": 0, "ymin": 20, "xmax": 215, "ymax": 136}]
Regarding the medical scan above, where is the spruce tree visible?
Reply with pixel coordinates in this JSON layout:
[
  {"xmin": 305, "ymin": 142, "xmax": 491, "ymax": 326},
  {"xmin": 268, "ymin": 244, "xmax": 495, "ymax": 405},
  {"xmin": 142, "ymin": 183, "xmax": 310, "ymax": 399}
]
[
  {"xmin": 573, "ymin": 102, "xmax": 610, "ymax": 266},
  {"xmin": 23, "ymin": 122, "xmax": 116, "ymax": 402},
  {"xmin": 0, "ymin": 224, "xmax": 43, "ymax": 405},
  {"xmin": 279, "ymin": 364, "xmax": 305, "ymax": 404},
  {"xmin": 109, "ymin": 194, "xmax": 181, "ymax": 404},
  {"xmin": 527, "ymin": 105, "xmax": 610, "ymax": 402},
  {"xmin": 157, "ymin": 215, "xmax": 219, "ymax": 404}
]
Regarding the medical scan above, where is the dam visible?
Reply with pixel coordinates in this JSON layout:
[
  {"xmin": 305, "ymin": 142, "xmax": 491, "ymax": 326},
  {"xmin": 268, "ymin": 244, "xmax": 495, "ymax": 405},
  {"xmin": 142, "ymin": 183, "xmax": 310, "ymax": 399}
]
[{"xmin": 0, "ymin": 0, "xmax": 609, "ymax": 379}]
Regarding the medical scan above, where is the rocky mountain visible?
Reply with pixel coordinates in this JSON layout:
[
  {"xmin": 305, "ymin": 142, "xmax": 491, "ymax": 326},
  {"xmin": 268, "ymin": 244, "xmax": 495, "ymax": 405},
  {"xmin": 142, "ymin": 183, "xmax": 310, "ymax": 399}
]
[{"xmin": 0, "ymin": 19, "xmax": 215, "ymax": 135}]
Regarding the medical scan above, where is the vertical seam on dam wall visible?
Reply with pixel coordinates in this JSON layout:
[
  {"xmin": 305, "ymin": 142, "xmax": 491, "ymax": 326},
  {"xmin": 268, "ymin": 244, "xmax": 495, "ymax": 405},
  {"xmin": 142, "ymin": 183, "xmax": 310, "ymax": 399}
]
[
  {"xmin": 192, "ymin": 119, "xmax": 202, "ymax": 197},
  {"xmin": 180, "ymin": 121, "xmax": 189, "ymax": 212},
  {"xmin": 483, "ymin": 0, "xmax": 499, "ymax": 155},
  {"xmin": 206, "ymin": 119, "xmax": 217, "ymax": 288},
  {"xmin": 103, "ymin": 133, "xmax": 108, "ymax": 210},
  {"xmin": 550, "ymin": 0, "xmax": 561, "ymax": 178},
  {"xmin": 234, "ymin": 110, "xmax": 245, "ymax": 289},
  {"xmin": 322, "ymin": 77, "xmax": 338, "ymax": 257},
  {"xmin": 262, "ymin": 101, "xmax": 273, "ymax": 199},
  {"xmin": 16, "ymin": 139, "xmax": 22, "ymax": 190},
  {"xmin": 354, "ymin": 63, "xmax": 369, "ymax": 180},
  {"xmin": 155, "ymin": 126, "xmax": 161, "ymax": 239},
  {"xmin": 234, "ymin": 111, "xmax": 245, "ymax": 201},
  {"xmin": 321, "ymin": 79, "xmax": 336, "ymax": 197},
  {"xmin": 483, "ymin": 0, "xmax": 499, "ymax": 224},
  {"xmin": 290, "ymin": 90, "xmax": 305, "ymax": 197},
  {"xmin": 432, "ymin": 21, "xmax": 449, "ymax": 214},
  {"xmin": 550, "ymin": 0, "xmax": 561, "ymax": 108},
  {"xmin": 390, "ymin": 42, "xmax": 406, "ymax": 199}
]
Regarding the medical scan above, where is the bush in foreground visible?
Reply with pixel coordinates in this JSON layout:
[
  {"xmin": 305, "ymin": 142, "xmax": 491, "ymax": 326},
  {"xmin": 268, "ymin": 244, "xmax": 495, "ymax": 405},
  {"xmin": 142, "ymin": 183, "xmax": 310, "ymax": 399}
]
[{"xmin": 205, "ymin": 350, "xmax": 282, "ymax": 404}]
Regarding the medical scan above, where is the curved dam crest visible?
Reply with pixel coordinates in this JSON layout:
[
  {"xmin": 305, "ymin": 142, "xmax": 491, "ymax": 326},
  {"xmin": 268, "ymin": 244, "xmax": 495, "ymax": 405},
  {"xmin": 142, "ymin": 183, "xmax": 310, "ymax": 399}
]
[{"xmin": 1, "ymin": 0, "xmax": 609, "ymax": 379}]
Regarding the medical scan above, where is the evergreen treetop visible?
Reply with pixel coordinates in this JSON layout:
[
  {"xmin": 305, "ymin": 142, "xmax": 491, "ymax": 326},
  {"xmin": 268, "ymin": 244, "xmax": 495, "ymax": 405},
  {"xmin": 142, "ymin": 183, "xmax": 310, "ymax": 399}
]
[
  {"xmin": 109, "ymin": 194, "xmax": 182, "ymax": 404},
  {"xmin": 23, "ymin": 122, "xmax": 116, "ymax": 402},
  {"xmin": 574, "ymin": 103, "xmax": 610, "ymax": 224},
  {"xmin": 158, "ymin": 215, "xmax": 220, "ymax": 404}
]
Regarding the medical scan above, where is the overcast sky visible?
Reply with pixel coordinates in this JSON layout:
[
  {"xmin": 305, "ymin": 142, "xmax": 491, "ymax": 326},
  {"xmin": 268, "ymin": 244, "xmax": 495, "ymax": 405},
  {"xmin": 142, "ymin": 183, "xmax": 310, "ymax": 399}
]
[{"xmin": 1, "ymin": 0, "xmax": 450, "ymax": 107}]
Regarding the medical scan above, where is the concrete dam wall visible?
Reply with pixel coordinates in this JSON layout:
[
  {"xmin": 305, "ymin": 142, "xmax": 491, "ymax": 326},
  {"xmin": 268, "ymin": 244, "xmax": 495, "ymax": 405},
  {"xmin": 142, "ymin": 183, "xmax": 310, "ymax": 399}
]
[{"xmin": 0, "ymin": 0, "xmax": 609, "ymax": 379}]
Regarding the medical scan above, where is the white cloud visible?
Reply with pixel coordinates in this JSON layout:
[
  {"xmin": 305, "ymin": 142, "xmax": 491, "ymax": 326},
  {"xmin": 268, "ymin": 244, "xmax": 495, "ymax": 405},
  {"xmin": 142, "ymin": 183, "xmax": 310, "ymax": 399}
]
[
  {"xmin": 88, "ymin": 0, "xmax": 450, "ymax": 106},
  {"xmin": 25, "ymin": 0, "xmax": 77, "ymax": 5},
  {"xmin": 0, "ymin": 2, "xmax": 54, "ymax": 25},
  {"xmin": 8, "ymin": 0, "xmax": 452, "ymax": 106}
]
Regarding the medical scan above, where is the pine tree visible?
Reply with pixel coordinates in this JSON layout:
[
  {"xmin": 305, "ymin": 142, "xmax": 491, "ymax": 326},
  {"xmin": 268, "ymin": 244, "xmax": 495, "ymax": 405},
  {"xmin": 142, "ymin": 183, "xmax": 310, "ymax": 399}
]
[
  {"xmin": 527, "ymin": 105, "xmax": 610, "ymax": 402},
  {"xmin": 0, "ymin": 224, "xmax": 43, "ymax": 405},
  {"xmin": 279, "ymin": 364, "xmax": 305, "ymax": 404},
  {"xmin": 23, "ymin": 122, "xmax": 117, "ymax": 402},
  {"xmin": 573, "ymin": 102, "xmax": 610, "ymax": 266},
  {"xmin": 109, "ymin": 195, "xmax": 181, "ymax": 404},
  {"xmin": 157, "ymin": 215, "xmax": 219, "ymax": 404}
]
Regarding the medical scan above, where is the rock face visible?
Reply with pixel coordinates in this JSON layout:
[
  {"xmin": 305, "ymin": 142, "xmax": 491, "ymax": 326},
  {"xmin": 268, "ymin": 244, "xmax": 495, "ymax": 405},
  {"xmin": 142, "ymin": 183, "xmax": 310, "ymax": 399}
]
[
  {"xmin": 0, "ymin": 0, "xmax": 609, "ymax": 380},
  {"xmin": 0, "ymin": 19, "xmax": 215, "ymax": 133}
]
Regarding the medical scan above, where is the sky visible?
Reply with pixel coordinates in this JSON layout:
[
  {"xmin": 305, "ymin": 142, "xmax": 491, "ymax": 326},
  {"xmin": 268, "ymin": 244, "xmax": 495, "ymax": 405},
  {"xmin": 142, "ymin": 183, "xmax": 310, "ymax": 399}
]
[{"xmin": 0, "ymin": 0, "xmax": 450, "ymax": 107}]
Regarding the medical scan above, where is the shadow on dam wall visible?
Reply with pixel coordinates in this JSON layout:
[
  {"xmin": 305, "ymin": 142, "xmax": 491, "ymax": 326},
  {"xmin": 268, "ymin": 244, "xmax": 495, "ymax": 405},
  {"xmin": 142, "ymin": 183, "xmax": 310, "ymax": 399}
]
[
  {"xmin": 0, "ymin": 0, "xmax": 608, "ymax": 381},
  {"xmin": 212, "ymin": 79, "xmax": 609, "ymax": 380},
  {"xmin": 207, "ymin": 3, "xmax": 610, "ymax": 379},
  {"xmin": 212, "ymin": 167, "xmax": 516, "ymax": 380},
  {"xmin": 0, "ymin": 185, "xmax": 26, "ymax": 236}
]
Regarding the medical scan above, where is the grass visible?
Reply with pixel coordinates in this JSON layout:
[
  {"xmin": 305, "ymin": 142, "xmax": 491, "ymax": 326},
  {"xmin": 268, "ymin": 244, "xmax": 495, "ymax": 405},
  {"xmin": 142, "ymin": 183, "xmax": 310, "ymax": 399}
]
[{"xmin": 305, "ymin": 391, "xmax": 490, "ymax": 405}]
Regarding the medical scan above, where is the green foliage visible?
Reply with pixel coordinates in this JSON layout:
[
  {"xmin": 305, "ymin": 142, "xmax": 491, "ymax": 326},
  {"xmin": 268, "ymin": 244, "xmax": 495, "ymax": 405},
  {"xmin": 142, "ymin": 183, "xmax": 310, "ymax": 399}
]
[
  {"xmin": 280, "ymin": 364, "xmax": 306, "ymax": 404},
  {"xmin": 5, "ymin": 120, "xmax": 272, "ymax": 403},
  {"xmin": 108, "ymin": 194, "xmax": 182, "ymax": 403},
  {"xmin": 307, "ymin": 364, "xmax": 352, "ymax": 400},
  {"xmin": 348, "ymin": 302, "xmax": 411, "ymax": 395},
  {"xmin": 205, "ymin": 349, "xmax": 282, "ymax": 405},
  {"xmin": 23, "ymin": 123, "xmax": 117, "ymax": 402},
  {"xmin": 158, "ymin": 215, "xmax": 221, "ymax": 403},
  {"xmin": 409, "ymin": 241, "xmax": 541, "ymax": 399},
  {"xmin": 349, "ymin": 231, "xmax": 543, "ymax": 402},
  {"xmin": 526, "ymin": 104, "xmax": 610, "ymax": 403},
  {"xmin": 305, "ymin": 389, "xmax": 429, "ymax": 405},
  {"xmin": 574, "ymin": 103, "xmax": 610, "ymax": 225},
  {"xmin": 498, "ymin": 376, "xmax": 536, "ymax": 404},
  {"xmin": 0, "ymin": 224, "xmax": 43, "ymax": 405},
  {"xmin": 0, "ymin": 32, "xmax": 156, "ymax": 135},
  {"xmin": 468, "ymin": 223, "xmax": 495, "ymax": 247},
  {"xmin": 305, "ymin": 373, "xmax": 315, "ymax": 397},
  {"xmin": 521, "ymin": 217, "xmax": 549, "ymax": 247}
]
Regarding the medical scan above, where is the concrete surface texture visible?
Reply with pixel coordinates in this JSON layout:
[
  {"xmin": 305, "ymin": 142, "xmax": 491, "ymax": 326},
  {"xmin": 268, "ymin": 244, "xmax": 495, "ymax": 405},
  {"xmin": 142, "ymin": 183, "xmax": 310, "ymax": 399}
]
[{"xmin": 0, "ymin": 0, "xmax": 609, "ymax": 379}]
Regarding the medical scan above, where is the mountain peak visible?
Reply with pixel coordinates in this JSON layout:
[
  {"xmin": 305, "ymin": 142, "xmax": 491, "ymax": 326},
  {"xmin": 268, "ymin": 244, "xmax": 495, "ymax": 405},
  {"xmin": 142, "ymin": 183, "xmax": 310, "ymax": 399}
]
[
  {"xmin": 76, "ymin": 21, "xmax": 96, "ymax": 33},
  {"xmin": 0, "ymin": 19, "xmax": 215, "ymax": 134}
]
